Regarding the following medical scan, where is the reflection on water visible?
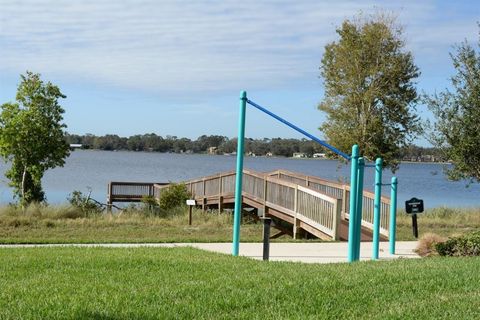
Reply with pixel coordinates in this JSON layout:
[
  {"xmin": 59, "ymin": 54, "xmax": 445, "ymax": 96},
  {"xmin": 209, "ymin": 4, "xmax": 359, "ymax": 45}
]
[{"xmin": 0, "ymin": 150, "xmax": 478, "ymax": 208}]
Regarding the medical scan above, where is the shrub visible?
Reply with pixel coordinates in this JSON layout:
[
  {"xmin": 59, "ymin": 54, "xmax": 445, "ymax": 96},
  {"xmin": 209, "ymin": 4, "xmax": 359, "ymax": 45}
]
[
  {"xmin": 68, "ymin": 190, "xmax": 103, "ymax": 216},
  {"xmin": 141, "ymin": 196, "xmax": 158, "ymax": 208},
  {"xmin": 158, "ymin": 183, "xmax": 191, "ymax": 211},
  {"xmin": 436, "ymin": 231, "xmax": 480, "ymax": 256},
  {"xmin": 415, "ymin": 233, "xmax": 446, "ymax": 257}
]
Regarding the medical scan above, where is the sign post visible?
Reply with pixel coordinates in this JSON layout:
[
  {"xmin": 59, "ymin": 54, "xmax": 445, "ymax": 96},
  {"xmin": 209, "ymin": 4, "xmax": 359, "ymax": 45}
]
[
  {"xmin": 186, "ymin": 199, "xmax": 196, "ymax": 225},
  {"xmin": 405, "ymin": 197, "xmax": 424, "ymax": 239}
]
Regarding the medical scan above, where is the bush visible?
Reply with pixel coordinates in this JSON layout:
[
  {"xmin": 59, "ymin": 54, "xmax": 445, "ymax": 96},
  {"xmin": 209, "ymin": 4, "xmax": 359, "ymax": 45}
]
[
  {"xmin": 68, "ymin": 190, "xmax": 103, "ymax": 216},
  {"xmin": 158, "ymin": 183, "xmax": 191, "ymax": 211},
  {"xmin": 436, "ymin": 231, "xmax": 480, "ymax": 256},
  {"xmin": 415, "ymin": 233, "xmax": 446, "ymax": 257}
]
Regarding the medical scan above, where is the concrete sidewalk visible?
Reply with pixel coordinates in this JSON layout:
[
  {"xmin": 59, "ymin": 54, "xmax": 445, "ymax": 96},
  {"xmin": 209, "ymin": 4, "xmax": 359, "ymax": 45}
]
[
  {"xmin": 0, "ymin": 241, "xmax": 419, "ymax": 264},
  {"xmin": 190, "ymin": 241, "xmax": 419, "ymax": 263}
]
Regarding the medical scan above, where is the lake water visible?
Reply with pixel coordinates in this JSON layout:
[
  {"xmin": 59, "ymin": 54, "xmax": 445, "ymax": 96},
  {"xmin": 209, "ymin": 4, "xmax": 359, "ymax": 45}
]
[{"xmin": 0, "ymin": 150, "xmax": 478, "ymax": 208}]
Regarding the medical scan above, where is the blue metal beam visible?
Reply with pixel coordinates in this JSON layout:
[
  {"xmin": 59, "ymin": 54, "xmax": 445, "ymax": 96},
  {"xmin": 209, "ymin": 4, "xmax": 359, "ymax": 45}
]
[{"xmin": 246, "ymin": 99, "xmax": 351, "ymax": 160}]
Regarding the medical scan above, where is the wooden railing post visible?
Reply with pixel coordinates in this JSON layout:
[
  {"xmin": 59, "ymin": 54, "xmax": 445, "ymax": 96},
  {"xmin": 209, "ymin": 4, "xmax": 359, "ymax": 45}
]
[
  {"xmin": 341, "ymin": 185, "xmax": 347, "ymax": 218},
  {"xmin": 202, "ymin": 178, "xmax": 206, "ymax": 211},
  {"xmin": 263, "ymin": 175, "xmax": 268, "ymax": 218},
  {"xmin": 293, "ymin": 185, "xmax": 298, "ymax": 239},
  {"xmin": 107, "ymin": 182, "xmax": 112, "ymax": 213},
  {"xmin": 333, "ymin": 198, "xmax": 342, "ymax": 240},
  {"xmin": 218, "ymin": 174, "xmax": 223, "ymax": 213}
]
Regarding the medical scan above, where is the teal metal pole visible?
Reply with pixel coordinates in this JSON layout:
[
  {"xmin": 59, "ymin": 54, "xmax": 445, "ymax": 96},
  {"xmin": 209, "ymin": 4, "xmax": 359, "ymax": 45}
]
[
  {"xmin": 354, "ymin": 157, "xmax": 365, "ymax": 261},
  {"xmin": 372, "ymin": 158, "xmax": 383, "ymax": 260},
  {"xmin": 389, "ymin": 177, "xmax": 398, "ymax": 255},
  {"xmin": 347, "ymin": 145, "xmax": 359, "ymax": 263},
  {"xmin": 232, "ymin": 91, "xmax": 247, "ymax": 256}
]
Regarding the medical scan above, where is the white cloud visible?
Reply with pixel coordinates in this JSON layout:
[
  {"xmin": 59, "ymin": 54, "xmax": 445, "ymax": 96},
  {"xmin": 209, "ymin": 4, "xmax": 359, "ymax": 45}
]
[{"xmin": 0, "ymin": 0, "xmax": 478, "ymax": 95}]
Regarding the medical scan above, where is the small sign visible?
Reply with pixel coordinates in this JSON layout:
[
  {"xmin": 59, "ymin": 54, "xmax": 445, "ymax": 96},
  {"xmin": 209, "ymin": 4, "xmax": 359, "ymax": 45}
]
[
  {"xmin": 405, "ymin": 197, "xmax": 424, "ymax": 214},
  {"xmin": 186, "ymin": 199, "xmax": 196, "ymax": 206}
]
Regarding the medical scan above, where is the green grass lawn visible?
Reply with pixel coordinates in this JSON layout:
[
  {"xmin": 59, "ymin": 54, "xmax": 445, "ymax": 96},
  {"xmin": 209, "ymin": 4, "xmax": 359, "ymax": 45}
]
[{"xmin": 0, "ymin": 247, "xmax": 479, "ymax": 319}]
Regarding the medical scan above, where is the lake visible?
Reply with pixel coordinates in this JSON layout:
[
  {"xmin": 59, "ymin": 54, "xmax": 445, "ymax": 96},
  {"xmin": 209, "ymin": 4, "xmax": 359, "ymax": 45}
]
[{"xmin": 0, "ymin": 150, "xmax": 478, "ymax": 208}]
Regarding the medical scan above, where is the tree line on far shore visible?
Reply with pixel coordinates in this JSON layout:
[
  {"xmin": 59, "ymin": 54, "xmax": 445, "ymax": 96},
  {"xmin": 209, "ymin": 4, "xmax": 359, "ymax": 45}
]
[{"xmin": 65, "ymin": 133, "xmax": 443, "ymax": 161}]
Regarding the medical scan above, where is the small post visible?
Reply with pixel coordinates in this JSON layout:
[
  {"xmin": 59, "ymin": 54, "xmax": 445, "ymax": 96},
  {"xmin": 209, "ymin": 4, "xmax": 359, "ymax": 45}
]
[
  {"xmin": 372, "ymin": 158, "xmax": 383, "ymax": 260},
  {"xmin": 412, "ymin": 214, "xmax": 418, "ymax": 239},
  {"xmin": 232, "ymin": 91, "xmax": 247, "ymax": 256},
  {"xmin": 186, "ymin": 199, "xmax": 196, "ymax": 226},
  {"xmin": 347, "ymin": 145, "xmax": 359, "ymax": 263},
  {"xmin": 389, "ymin": 177, "xmax": 398, "ymax": 254},
  {"xmin": 333, "ymin": 198, "xmax": 342, "ymax": 240},
  {"xmin": 354, "ymin": 157, "xmax": 365, "ymax": 261},
  {"xmin": 262, "ymin": 218, "xmax": 272, "ymax": 260},
  {"xmin": 107, "ymin": 182, "xmax": 113, "ymax": 213},
  {"xmin": 189, "ymin": 206, "xmax": 193, "ymax": 225}
]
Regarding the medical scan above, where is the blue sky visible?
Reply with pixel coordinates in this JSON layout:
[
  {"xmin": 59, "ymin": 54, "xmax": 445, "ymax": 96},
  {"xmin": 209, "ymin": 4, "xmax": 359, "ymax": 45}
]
[{"xmin": 0, "ymin": 1, "xmax": 479, "ymax": 145}]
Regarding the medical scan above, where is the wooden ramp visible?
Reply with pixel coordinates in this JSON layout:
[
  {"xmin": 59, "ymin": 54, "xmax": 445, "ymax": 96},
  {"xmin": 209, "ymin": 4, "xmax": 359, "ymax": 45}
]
[{"xmin": 152, "ymin": 169, "xmax": 391, "ymax": 241}]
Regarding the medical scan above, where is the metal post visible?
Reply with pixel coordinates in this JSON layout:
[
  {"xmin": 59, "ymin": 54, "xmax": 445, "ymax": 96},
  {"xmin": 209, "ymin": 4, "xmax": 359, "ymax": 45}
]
[
  {"xmin": 188, "ymin": 205, "xmax": 193, "ymax": 226},
  {"xmin": 372, "ymin": 158, "xmax": 383, "ymax": 260},
  {"xmin": 232, "ymin": 91, "xmax": 247, "ymax": 256},
  {"xmin": 347, "ymin": 145, "xmax": 359, "ymax": 263},
  {"xmin": 389, "ymin": 177, "xmax": 398, "ymax": 254},
  {"xmin": 262, "ymin": 218, "xmax": 272, "ymax": 260},
  {"xmin": 354, "ymin": 157, "xmax": 365, "ymax": 261},
  {"xmin": 412, "ymin": 214, "xmax": 418, "ymax": 238}
]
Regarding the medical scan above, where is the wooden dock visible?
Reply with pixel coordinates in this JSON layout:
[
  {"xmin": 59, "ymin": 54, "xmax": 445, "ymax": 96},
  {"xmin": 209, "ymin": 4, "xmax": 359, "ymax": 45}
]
[
  {"xmin": 108, "ymin": 169, "xmax": 391, "ymax": 241},
  {"xmin": 107, "ymin": 182, "xmax": 168, "ymax": 205}
]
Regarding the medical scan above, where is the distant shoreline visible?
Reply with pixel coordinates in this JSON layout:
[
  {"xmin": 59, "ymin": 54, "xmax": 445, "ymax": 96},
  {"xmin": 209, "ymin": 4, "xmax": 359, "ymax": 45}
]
[{"xmin": 71, "ymin": 148, "xmax": 449, "ymax": 164}]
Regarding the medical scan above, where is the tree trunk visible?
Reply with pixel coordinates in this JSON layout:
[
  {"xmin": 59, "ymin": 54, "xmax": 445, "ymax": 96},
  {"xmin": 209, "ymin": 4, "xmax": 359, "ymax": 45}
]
[{"xmin": 21, "ymin": 166, "xmax": 27, "ymax": 206}]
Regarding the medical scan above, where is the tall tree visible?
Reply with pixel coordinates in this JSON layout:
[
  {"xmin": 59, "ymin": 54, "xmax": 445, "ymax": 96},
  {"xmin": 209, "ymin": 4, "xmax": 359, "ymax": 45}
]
[
  {"xmin": 319, "ymin": 13, "xmax": 421, "ymax": 171},
  {"xmin": 0, "ymin": 72, "xmax": 70, "ymax": 204},
  {"xmin": 425, "ymin": 28, "xmax": 480, "ymax": 183}
]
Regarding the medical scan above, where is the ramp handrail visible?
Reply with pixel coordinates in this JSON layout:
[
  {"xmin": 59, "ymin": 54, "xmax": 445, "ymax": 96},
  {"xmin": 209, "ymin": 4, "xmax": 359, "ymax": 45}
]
[
  {"xmin": 169, "ymin": 169, "xmax": 342, "ymax": 239},
  {"xmin": 270, "ymin": 169, "xmax": 390, "ymax": 237}
]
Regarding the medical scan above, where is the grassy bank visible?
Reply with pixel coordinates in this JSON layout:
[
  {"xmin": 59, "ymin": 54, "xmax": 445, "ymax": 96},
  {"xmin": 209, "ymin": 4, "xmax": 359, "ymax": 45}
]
[
  {"xmin": 396, "ymin": 207, "xmax": 480, "ymax": 240},
  {"xmin": 0, "ymin": 247, "xmax": 479, "ymax": 319},
  {"xmin": 0, "ymin": 205, "xmax": 263, "ymax": 243},
  {"xmin": 0, "ymin": 204, "xmax": 478, "ymax": 243}
]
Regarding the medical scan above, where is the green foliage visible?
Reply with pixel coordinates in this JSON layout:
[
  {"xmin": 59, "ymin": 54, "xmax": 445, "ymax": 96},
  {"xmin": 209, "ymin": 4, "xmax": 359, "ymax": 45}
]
[
  {"xmin": 424, "ymin": 27, "xmax": 480, "ymax": 183},
  {"xmin": 67, "ymin": 190, "xmax": 103, "ymax": 216},
  {"xmin": 436, "ymin": 231, "xmax": 480, "ymax": 256},
  {"xmin": 141, "ymin": 195, "xmax": 158, "ymax": 207},
  {"xmin": 158, "ymin": 183, "xmax": 191, "ymax": 210},
  {"xmin": 319, "ymin": 13, "xmax": 421, "ymax": 171},
  {"xmin": 0, "ymin": 72, "xmax": 70, "ymax": 204},
  {"xmin": 67, "ymin": 133, "xmax": 331, "ymax": 157}
]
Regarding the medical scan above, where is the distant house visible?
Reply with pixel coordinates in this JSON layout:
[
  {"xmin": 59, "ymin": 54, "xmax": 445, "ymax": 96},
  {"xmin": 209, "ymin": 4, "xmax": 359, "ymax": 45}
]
[
  {"xmin": 69, "ymin": 144, "xmax": 83, "ymax": 149},
  {"xmin": 313, "ymin": 153, "xmax": 326, "ymax": 158},
  {"xmin": 293, "ymin": 152, "xmax": 307, "ymax": 158},
  {"xmin": 208, "ymin": 147, "xmax": 218, "ymax": 155}
]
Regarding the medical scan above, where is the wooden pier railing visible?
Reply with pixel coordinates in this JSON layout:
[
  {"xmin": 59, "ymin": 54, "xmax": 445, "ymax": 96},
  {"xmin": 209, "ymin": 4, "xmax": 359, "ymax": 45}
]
[
  {"xmin": 107, "ymin": 182, "xmax": 168, "ymax": 206},
  {"xmin": 268, "ymin": 170, "xmax": 391, "ymax": 238},
  {"xmin": 152, "ymin": 170, "xmax": 343, "ymax": 240},
  {"xmin": 110, "ymin": 168, "xmax": 390, "ymax": 241}
]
